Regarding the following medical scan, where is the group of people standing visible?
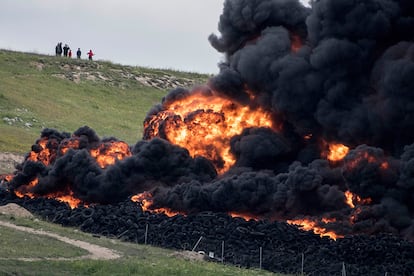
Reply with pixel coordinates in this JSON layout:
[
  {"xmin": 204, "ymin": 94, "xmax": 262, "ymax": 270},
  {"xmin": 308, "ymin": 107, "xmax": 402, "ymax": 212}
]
[{"xmin": 55, "ymin": 42, "xmax": 94, "ymax": 60}]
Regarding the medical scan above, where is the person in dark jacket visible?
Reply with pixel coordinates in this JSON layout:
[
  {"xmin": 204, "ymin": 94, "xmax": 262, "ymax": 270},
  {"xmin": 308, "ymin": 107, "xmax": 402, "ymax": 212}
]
[
  {"xmin": 63, "ymin": 44, "xmax": 70, "ymax": 57},
  {"xmin": 76, "ymin": 48, "xmax": 81, "ymax": 59},
  {"xmin": 55, "ymin": 42, "xmax": 62, "ymax": 56}
]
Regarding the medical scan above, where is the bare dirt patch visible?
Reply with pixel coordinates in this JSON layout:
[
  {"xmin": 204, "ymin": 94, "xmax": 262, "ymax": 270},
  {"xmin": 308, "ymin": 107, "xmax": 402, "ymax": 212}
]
[{"xmin": 0, "ymin": 203, "xmax": 34, "ymax": 218}]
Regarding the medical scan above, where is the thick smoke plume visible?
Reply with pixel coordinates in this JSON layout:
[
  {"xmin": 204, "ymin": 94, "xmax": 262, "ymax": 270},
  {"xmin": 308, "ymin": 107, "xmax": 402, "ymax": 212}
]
[
  {"xmin": 150, "ymin": 0, "xmax": 414, "ymax": 238},
  {"xmin": 9, "ymin": 127, "xmax": 216, "ymax": 204},
  {"xmin": 6, "ymin": 0, "xmax": 414, "ymax": 239}
]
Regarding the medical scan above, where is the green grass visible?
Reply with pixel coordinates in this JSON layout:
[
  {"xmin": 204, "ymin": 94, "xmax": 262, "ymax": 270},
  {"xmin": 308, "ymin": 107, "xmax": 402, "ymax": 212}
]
[
  {"xmin": 0, "ymin": 215, "xmax": 282, "ymax": 276},
  {"xmin": 0, "ymin": 223, "xmax": 87, "ymax": 258},
  {"xmin": 0, "ymin": 49, "xmax": 209, "ymax": 153}
]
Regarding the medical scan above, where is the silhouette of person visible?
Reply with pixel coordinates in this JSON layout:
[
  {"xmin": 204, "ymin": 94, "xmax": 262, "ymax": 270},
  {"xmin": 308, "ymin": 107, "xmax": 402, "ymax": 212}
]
[
  {"xmin": 63, "ymin": 44, "xmax": 70, "ymax": 57},
  {"xmin": 68, "ymin": 49, "xmax": 72, "ymax": 58},
  {"xmin": 76, "ymin": 48, "xmax": 81, "ymax": 59},
  {"xmin": 55, "ymin": 42, "xmax": 62, "ymax": 56},
  {"xmin": 87, "ymin": 49, "xmax": 94, "ymax": 61}
]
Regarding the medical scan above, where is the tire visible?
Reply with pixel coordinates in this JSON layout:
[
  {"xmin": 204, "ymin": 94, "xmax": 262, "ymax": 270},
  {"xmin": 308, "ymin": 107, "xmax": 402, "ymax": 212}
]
[{"xmin": 81, "ymin": 207, "xmax": 95, "ymax": 219}]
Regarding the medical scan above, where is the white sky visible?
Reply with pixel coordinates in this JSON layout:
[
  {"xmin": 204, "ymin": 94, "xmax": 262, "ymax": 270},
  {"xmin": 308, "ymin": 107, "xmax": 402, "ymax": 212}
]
[{"xmin": 0, "ymin": 0, "xmax": 309, "ymax": 74}]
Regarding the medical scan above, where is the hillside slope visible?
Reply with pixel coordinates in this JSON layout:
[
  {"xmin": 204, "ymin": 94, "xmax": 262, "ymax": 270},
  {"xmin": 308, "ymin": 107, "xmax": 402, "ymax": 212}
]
[
  {"xmin": 0, "ymin": 213, "xmax": 275, "ymax": 275},
  {"xmin": 0, "ymin": 50, "xmax": 209, "ymax": 154}
]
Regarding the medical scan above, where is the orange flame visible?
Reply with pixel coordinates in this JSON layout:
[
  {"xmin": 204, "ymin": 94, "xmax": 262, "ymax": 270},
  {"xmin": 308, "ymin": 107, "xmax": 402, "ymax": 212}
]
[
  {"xmin": 345, "ymin": 190, "xmax": 355, "ymax": 208},
  {"xmin": 0, "ymin": 174, "xmax": 13, "ymax": 183},
  {"xmin": 14, "ymin": 178, "xmax": 38, "ymax": 199},
  {"xmin": 303, "ymin": 134, "xmax": 313, "ymax": 140},
  {"xmin": 131, "ymin": 192, "xmax": 182, "ymax": 217},
  {"xmin": 144, "ymin": 90, "xmax": 276, "ymax": 173},
  {"xmin": 381, "ymin": 162, "xmax": 389, "ymax": 170},
  {"xmin": 290, "ymin": 34, "xmax": 302, "ymax": 53},
  {"xmin": 11, "ymin": 137, "xmax": 132, "ymax": 207},
  {"xmin": 53, "ymin": 190, "xmax": 83, "ymax": 209},
  {"xmin": 229, "ymin": 212, "xmax": 258, "ymax": 221},
  {"xmin": 59, "ymin": 139, "xmax": 80, "ymax": 155},
  {"xmin": 344, "ymin": 190, "xmax": 372, "ymax": 209},
  {"xmin": 327, "ymin": 143, "xmax": 349, "ymax": 162},
  {"xmin": 344, "ymin": 190, "xmax": 372, "ymax": 224},
  {"xmin": 90, "ymin": 141, "xmax": 132, "ymax": 168},
  {"xmin": 345, "ymin": 150, "xmax": 389, "ymax": 171},
  {"xmin": 13, "ymin": 177, "xmax": 83, "ymax": 209},
  {"xmin": 350, "ymin": 207, "xmax": 362, "ymax": 224},
  {"xmin": 27, "ymin": 138, "xmax": 54, "ymax": 166},
  {"xmin": 287, "ymin": 218, "xmax": 344, "ymax": 240}
]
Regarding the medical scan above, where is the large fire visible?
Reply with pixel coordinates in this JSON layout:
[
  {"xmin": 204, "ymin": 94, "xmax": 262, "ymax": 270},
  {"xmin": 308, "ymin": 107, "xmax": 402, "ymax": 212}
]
[
  {"xmin": 3, "ymin": 93, "xmax": 393, "ymax": 240},
  {"xmin": 144, "ymin": 89, "xmax": 275, "ymax": 173},
  {"xmin": 287, "ymin": 218, "xmax": 343, "ymax": 240},
  {"xmin": 11, "ymin": 135, "xmax": 131, "ymax": 208},
  {"xmin": 129, "ymin": 187, "xmax": 374, "ymax": 240},
  {"xmin": 5, "ymin": 112, "xmax": 388, "ymax": 239},
  {"xmin": 0, "ymin": 2, "xmax": 412, "ymax": 265},
  {"xmin": 13, "ymin": 178, "xmax": 82, "ymax": 209},
  {"xmin": 286, "ymin": 191, "xmax": 373, "ymax": 240}
]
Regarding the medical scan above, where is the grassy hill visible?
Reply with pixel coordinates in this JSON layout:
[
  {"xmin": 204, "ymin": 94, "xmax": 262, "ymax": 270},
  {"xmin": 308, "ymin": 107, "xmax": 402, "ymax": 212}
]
[
  {"xmin": 0, "ymin": 214, "xmax": 278, "ymax": 276},
  {"xmin": 0, "ymin": 49, "xmax": 210, "ymax": 153}
]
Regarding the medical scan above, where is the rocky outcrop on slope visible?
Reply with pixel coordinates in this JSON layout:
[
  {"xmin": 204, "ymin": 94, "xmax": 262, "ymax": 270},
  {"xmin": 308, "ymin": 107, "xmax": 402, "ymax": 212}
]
[
  {"xmin": 39, "ymin": 60, "xmax": 208, "ymax": 90},
  {"xmin": 0, "ymin": 153, "xmax": 24, "ymax": 174}
]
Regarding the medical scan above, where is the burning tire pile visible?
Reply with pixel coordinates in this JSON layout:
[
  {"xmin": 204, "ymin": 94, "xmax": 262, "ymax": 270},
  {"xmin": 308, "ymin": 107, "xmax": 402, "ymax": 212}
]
[
  {"xmin": 1, "ymin": 191, "xmax": 413, "ymax": 275},
  {"xmin": 2, "ymin": 0, "xmax": 414, "ymax": 275}
]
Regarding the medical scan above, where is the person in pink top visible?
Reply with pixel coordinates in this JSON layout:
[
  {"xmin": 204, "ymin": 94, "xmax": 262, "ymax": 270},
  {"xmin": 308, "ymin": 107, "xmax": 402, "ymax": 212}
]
[{"xmin": 87, "ymin": 49, "xmax": 94, "ymax": 61}]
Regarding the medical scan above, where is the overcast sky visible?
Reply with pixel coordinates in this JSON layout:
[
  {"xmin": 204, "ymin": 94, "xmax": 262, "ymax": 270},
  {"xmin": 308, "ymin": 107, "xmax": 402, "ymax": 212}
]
[{"xmin": 1, "ymin": 0, "xmax": 309, "ymax": 74}]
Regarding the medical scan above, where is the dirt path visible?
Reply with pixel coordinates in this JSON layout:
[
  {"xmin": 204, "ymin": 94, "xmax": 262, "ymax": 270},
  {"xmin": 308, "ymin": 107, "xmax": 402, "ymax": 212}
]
[{"xmin": 0, "ymin": 220, "xmax": 121, "ymax": 261}]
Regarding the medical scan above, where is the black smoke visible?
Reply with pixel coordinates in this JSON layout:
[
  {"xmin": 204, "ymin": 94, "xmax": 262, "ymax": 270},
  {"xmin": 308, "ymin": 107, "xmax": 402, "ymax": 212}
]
[
  {"xmin": 149, "ymin": 0, "xmax": 414, "ymax": 238},
  {"xmin": 6, "ymin": 0, "xmax": 414, "ymax": 239},
  {"xmin": 9, "ymin": 126, "xmax": 216, "ymax": 204},
  {"xmin": 209, "ymin": 0, "xmax": 414, "ymax": 152}
]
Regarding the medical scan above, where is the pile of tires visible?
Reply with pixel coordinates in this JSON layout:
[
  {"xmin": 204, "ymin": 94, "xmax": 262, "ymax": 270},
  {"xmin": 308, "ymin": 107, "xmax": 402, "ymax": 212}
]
[{"xmin": 1, "ymin": 191, "xmax": 414, "ymax": 275}]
